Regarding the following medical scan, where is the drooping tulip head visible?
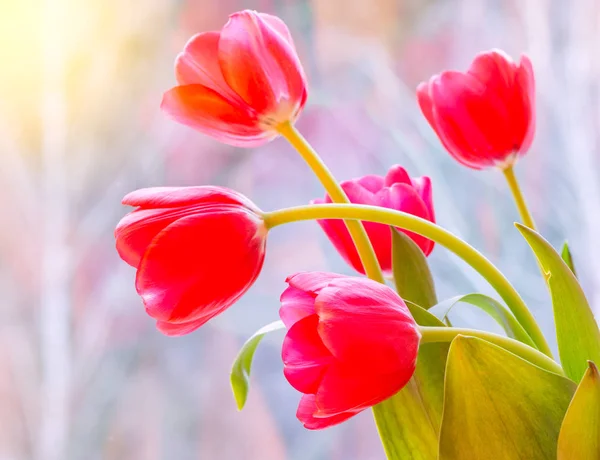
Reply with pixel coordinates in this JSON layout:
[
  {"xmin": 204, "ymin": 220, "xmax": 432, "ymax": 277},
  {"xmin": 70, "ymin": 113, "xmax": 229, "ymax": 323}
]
[
  {"xmin": 417, "ymin": 49, "xmax": 535, "ymax": 170},
  {"xmin": 115, "ymin": 186, "xmax": 267, "ymax": 336},
  {"xmin": 280, "ymin": 272, "xmax": 421, "ymax": 429},
  {"xmin": 161, "ymin": 10, "xmax": 307, "ymax": 147},
  {"xmin": 313, "ymin": 165, "xmax": 435, "ymax": 275}
]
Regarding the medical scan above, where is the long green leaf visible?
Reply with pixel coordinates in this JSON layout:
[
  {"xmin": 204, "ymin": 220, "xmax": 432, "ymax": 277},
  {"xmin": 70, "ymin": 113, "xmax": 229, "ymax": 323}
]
[
  {"xmin": 373, "ymin": 232, "xmax": 445, "ymax": 459},
  {"xmin": 392, "ymin": 228, "xmax": 437, "ymax": 308},
  {"xmin": 439, "ymin": 336, "xmax": 576, "ymax": 460},
  {"xmin": 560, "ymin": 241, "xmax": 577, "ymax": 277},
  {"xmin": 429, "ymin": 293, "xmax": 535, "ymax": 347},
  {"xmin": 230, "ymin": 320, "xmax": 285, "ymax": 410},
  {"xmin": 557, "ymin": 361, "xmax": 600, "ymax": 459},
  {"xmin": 517, "ymin": 224, "xmax": 600, "ymax": 382}
]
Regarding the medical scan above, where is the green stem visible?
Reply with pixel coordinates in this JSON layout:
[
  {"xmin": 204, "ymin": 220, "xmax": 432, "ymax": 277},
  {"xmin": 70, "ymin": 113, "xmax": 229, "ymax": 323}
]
[
  {"xmin": 277, "ymin": 122, "xmax": 385, "ymax": 283},
  {"xmin": 264, "ymin": 204, "xmax": 553, "ymax": 358},
  {"xmin": 420, "ymin": 326, "xmax": 563, "ymax": 375},
  {"xmin": 503, "ymin": 164, "xmax": 536, "ymax": 230}
]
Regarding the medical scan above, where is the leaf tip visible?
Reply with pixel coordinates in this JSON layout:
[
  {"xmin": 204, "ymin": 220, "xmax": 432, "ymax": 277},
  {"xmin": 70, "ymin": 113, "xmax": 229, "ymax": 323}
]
[
  {"xmin": 514, "ymin": 222, "xmax": 533, "ymax": 236},
  {"xmin": 561, "ymin": 241, "xmax": 577, "ymax": 276},
  {"xmin": 230, "ymin": 376, "xmax": 248, "ymax": 411},
  {"xmin": 235, "ymin": 398, "xmax": 246, "ymax": 411},
  {"xmin": 586, "ymin": 361, "xmax": 599, "ymax": 379}
]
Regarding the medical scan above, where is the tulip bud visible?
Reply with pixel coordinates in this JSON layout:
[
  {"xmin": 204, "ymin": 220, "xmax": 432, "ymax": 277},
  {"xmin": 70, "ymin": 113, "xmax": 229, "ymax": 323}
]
[
  {"xmin": 280, "ymin": 272, "xmax": 421, "ymax": 429},
  {"xmin": 115, "ymin": 186, "xmax": 267, "ymax": 335},
  {"xmin": 417, "ymin": 49, "xmax": 535, "ymax": 170},
  {"xmin": 313, "ymin": 165, "xmax": 435, "ymax": 275},
  {"xmin": 161, "ymin": 10, "xmax": 307, "ymax": 147}
]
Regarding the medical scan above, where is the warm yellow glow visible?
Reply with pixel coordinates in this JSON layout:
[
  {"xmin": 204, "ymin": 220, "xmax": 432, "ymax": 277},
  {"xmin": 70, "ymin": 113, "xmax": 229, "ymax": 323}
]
[{"xmin": 0, "ymin": 0, "xmax": 173, "ymax": 149}]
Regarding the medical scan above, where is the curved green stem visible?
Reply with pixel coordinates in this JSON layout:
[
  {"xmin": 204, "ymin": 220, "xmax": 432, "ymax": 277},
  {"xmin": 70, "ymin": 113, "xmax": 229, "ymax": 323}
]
[
  {"xmin": 503, "ymin": 165, "xmax": 536, "ymax": 230},
  {"xmin": 277, "ymin": 122, "xmax": 384, "ymax": 283},
  {"xmin": 420, "ymin": 326, "xmax": 563, "ymax": 375},
  {"xmin": 264, "ymin": 203, "xmax": 553, "ymax": 358}
]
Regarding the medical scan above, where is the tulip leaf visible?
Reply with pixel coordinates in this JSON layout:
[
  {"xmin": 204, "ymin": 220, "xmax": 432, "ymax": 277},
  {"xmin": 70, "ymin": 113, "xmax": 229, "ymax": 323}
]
[
  {"xmin": 439, "ymin": 336, "xmax": 576, "ymax": 460},
  {"xmin": 392, "ymin": 228, "xmax": 437, "ymax": 308},
  {"xmin": 405, "ymin": 300, "xmax": 445, "ymax": 327},
  {"xmin": 373, "ymin": 245, "xmax": 446, "ymax": 460},
  {"xmin": 557, "ymin": 361, "xmax": 600, "ymax": 459},
  {"xmin": 429, "ymin": 293, "xmax": 536, "ymax": 347},
  {"xmin": 517, "ymin": 224, "xmax": 600, "ymax": 382},
  {"xmin": 230, "ymin": 320, "xmax": 285, "ymax": 410},
  {"xmin": 560, "ymin": 241, "xmax": 577, "ymax": 277}
]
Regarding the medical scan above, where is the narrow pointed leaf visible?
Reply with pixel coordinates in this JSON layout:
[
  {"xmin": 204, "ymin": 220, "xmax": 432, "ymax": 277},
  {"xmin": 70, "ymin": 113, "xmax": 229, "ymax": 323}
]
[
  {"xmin": 557, "ymin": 361, "xmax": 600, "ymax": 459},
  {"xmin": 373, "ymin": 234, "xmax": 445, "ymax": 460},
  {"xmin": 560, "ymin": 241, "xmax": 577, "ymax": 277},
  {"xmin": 405, "ymin": 300, "xmax": 445, "ymax": 327},
  {"xmin": 440, "ymin": 336, "xmax": 576, "ymax": 460},
  {"xmin": 517, "ymin": 224, "xmax": 600, "ymax": 382},
  {"xmin": 429, "ymin": 293, "xmax": 535, "ymax": 347},
  {"xmin": 392, "ymin": 228, "xmax": 437, "ymax": 308},
  {"xmin": 230, "ymin": 320, "xmax": 285, "ymax": 410}
]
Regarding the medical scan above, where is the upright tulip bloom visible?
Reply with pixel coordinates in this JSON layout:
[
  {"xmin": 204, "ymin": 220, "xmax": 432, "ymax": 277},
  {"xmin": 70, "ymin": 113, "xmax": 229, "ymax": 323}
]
[
  {"xmin": 280, "ymin": 272, "xmax": 420, "ymax": 429},
  {"xmin": 313, "ymin": 165, "xmax": 435, "ymax": 275},
  {"xmin": 115, "ymin": 186, "xmax": 267, "ymax": 336},
  {"xmin": 417, "ymin": 49, "xmax": 535, "ymax": 170},
  {"xmin": 161, "ymin": 10, "xmax": 307, "ymax": 147}
]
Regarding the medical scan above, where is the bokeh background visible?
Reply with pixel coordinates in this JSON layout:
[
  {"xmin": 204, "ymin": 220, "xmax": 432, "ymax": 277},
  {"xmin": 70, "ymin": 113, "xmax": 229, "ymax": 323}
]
[{"xmin": 1, "ymin": 0, "xmax": 599, "ymax": 458}]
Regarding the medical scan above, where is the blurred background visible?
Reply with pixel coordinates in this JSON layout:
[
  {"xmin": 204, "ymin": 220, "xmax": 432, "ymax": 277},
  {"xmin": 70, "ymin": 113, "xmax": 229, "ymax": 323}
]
[{"xmin": 1, "ymin": 0, "xmax": 599, "ymax": 458}]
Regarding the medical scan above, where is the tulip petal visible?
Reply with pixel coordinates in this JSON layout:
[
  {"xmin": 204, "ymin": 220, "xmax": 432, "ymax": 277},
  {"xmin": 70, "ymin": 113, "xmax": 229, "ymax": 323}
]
[
  {"xmin": 466, "ymin": 53, "xmax": 526, "ymax": 157},
  {"xmin": 175, "ymin": 31, "xmax": 238, "ymax": 101},
  {"xmin": 314, "ymin": 277, "xmax": 420, "ymax": 372},
  {"xmin": 282, "ymin": 315, "xmax": 333, "ymax": 394},
  {"xmin": 355, "ymin": 174, "xmax": 385, "ymax": 194},
  {"xmin": 122, "ymin": 186, "xmax": 256, "ymax": 209},
  {"xmin": 279, "ymin": 285, "xmax": 316, "ymax": 328},
  {"xmin": 296, "ymin": 394, "xmax": 358, "ymax": 430},
  {"xmin": 418, "ymin": 79, "xmax": 478, "ymax": 168},
  {"xmin": 218, "ymin": 11, "xmax": 306, "ymax": 116},
  {"xmin": 384, "ymin": 183, "xmax": 435, "ymax": 255},
  {"xmin": 115, "ymin": 207, "xmax": 189, "ymax": 268},
  {"xmin": 384, "ymin": 165, "xmax": 412, "ymax": 187},
  {"xmin": 315, "ymin": 364, "xmax": 411, "ymax": 416},
  {"xmin": 156, "ymin": 317, "xmax": 208, "ymax": 336},
  {"xmin": 409, "ymin": 176, "xmax": 435, "ymax": 222},
  {"xmin": 416, "ymin": 80, "xmax": 437, "ymax": 129},
  {"xmin": 161, "ymin": 85, "xmax": 274, "ymax": 147},
  {"xmin": 136, "ymin": 210, "xmax": 265, "ymax": 324},
  {"xmin": 285, "ymin": 272, "xmax": 345, "ymax": 297},
  {"xmin": 341, "ymin": 180, "xmax": 380, "ymax": 205},
  {"xmin": 258, "ymin": 13, "xmax": 296, "ymax": 49},
  {"xmin": 514, "ymin": 55, "xmax": 536, "ymax": 154},
  {"xmin": 430, "ymin": 72, "xmax": 506, "ymax": 168},
  {"xmin": 468, "ymin": 50, "xmax": 515, "ymax": 98}
]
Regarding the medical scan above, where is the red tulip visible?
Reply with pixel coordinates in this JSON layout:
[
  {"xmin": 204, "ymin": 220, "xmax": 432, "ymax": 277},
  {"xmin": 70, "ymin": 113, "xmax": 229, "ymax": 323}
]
[
  {"xmin": 313, "ymin": 165, "xmax": 435, "ymax": 275},
  {"xmin": 115, "ymin": 186, "xmax": 267, "ymax": 336},
  {"xmin": 280, "ymin": 272, "xmax": 420, "ymax": 429},
  {"xmin": 417, "ymin": 49, "xmax": 535, "ymax": 170},
  {"xmin": 161, "ymin": 10, "xmax": 307, "ymax": 147}
]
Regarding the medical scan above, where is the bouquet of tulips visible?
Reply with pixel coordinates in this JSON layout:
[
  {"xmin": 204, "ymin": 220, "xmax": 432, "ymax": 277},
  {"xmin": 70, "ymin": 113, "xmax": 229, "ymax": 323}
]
[{"xmin": 115, "ymin": 10, "xmax": 600, "ymax": 459}]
